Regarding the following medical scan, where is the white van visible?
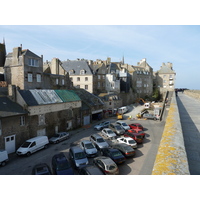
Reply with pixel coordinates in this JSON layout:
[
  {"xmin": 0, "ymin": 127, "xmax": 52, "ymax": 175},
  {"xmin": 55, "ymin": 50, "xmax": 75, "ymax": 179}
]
[
  {"xmin": 118, "ymin": 106, "xmax": 128, "ymax": 114},
  {"xmin": 0, "ymin": 150, "xmax": 9, "ymax": 166},
  {"xmin": 16, "ymin": 136, "xmax": 49, "ymax": 156}
]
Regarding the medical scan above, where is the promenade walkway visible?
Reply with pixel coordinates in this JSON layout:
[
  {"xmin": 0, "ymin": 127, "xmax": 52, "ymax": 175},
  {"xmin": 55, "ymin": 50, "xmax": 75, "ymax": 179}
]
[{"xmin": 177, "ymin": 92, "xmax": 200, "ymax": 175}]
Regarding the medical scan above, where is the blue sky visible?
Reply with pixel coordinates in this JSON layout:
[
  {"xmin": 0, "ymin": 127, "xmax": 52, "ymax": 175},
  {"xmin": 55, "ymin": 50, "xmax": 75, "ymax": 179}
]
[{"xmin": 1, "ymin": 25, "xmax": 199, "ymax": 89}]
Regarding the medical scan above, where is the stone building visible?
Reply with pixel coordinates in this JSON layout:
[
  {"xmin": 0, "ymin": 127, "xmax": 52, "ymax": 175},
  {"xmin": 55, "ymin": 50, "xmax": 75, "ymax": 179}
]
[{"xmin": 154, "ymin": 62, "xmax": 176, "ymax": 94}]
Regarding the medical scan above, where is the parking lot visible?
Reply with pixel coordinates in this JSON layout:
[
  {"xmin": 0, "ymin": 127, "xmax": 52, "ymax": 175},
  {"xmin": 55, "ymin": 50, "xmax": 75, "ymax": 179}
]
[{"xmin": 0, "ymin": 104, "xmax": 166, "ymax": 175}]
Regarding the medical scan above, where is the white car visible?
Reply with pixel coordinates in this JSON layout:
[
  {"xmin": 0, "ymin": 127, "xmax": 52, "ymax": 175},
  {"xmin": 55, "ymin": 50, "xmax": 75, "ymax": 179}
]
[
  {"xmin": 49, "ymin": 132, "xmax": 70, "ymax": 144},
  {"xmin": 117, "ymin": 137, "xmax": 137, "ymax": 149},
  {"xmin": 101, "ymin": 128, "xmax": 117, "ymax": 139},
  {"xmin": 116, "ymin": 121, "xmax": 130, "ymax": 131}
]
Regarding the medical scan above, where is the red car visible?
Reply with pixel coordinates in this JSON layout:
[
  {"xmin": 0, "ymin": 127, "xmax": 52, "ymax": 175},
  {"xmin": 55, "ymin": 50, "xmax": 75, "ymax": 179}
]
[
  {"xmin": 125, "ymin": 130, "xmax": 145, "ymax": 144},
  {"xmin": 129, "ymin": 123, "xmax": 144, "ymax": 131}
]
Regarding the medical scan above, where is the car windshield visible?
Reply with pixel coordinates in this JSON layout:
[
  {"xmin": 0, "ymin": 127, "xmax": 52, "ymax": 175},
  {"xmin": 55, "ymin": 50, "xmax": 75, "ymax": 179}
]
[
  {"xmin": 56, "ymin": 162, "xmax": 71, "ymax": 171},
  {"xmin": 107, "ymin": 130, "xmax": 113, "ymax": 134},
  {"xmin": 111, "ymin": 151, "xmax": 122, "ymax": 157},
  {"xmin": 128, "ymin": 140, "xmax": 136, "ymax": 144},
  {"xmin": 74, "ymin": 152, "xmax": 86, "ymax": 160},
  {"xmin": 36, "ymin": 167, "xmax": 50, "ymax": 175},
  {"xmin": 97, "ymin": 138, "xmax": 105, "ymax": 143},
  {"xmin": 85, "ymin": 143, "xmax": 95, "ymax": 149},
  {"xmin": 115, "ymin": 126, "xmax": 122, "ymax": 130},
  {"xmin": 136, "ymin": 135, "xmax": 143, "ymax": 139},
  {"xmin": 21, "ymin": 142, "xmax": 31, "ymax": 148},
  {"xmin": 123, "ymin": 146, "xmax": 133, "ymax": 151},
  {"xmin": 122, "ymin": 123, "xmax": 127, "ymax": 126},
  {"xmin": 107, "ymin": 165, "xmax": 116, "ymax": 170},
  {"xmin": 138, "ymin": 125, "xmax": 143, "ymax": 128}
]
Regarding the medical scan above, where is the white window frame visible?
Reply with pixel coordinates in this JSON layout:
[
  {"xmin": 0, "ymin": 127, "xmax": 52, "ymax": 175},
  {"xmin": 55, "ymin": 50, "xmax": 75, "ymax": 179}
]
[
  {"xmin": 28, "ymin": 73, "xmax": 33, "ymax": 82},
  {"xmin": 20, "ymin": 116, "xmax": 25, "ymax": 126},
  {"xmin": 36, "ymin": 74, "xmax": 41, "ymax": 82},
  {"xmin": 62, "ymin": 79, "xmax": 65, "ymax": 85},
  {"xmin": 56, "ymin": 78, "xmax": 59, "ymax": 85},
  {"xmin": 28, "ymin": 58, "xmax": 39, "ymax": 67},
  {"xmin": 80, "ymin": 70, "xmax": 85, "ymax": 75}
]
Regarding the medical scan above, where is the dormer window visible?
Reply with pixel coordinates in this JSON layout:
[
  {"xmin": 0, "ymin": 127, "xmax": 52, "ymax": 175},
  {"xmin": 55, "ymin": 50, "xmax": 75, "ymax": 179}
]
[
  {"xmin": 80, "ymin": 70, "xmax": 85, "ymax": 75},
  {"xmin": 69, "ymin": 70, "xmax": 75, "ymax": 75}
]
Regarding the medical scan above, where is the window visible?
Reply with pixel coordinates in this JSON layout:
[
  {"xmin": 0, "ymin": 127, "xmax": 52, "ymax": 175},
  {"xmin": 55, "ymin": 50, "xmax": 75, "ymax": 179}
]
[
  {"xmin": 62, "ymin": 79, "xmax": 65, "ymax": 85},
  {"xmin": 69, "ymin": 70, "xmax": 74, "ymax": 75},
  {"xmin": 56, "ymin": 78, "xmax": 59, "ymax": 85},
  {"xmin": 77, "ymin": 77, "xmax": 80, "ymax": 81},
  {"xmin": 85, "ymin": 77, "xmax": 88, "ymax": 81},
  {"xmin": 20, "ymin": 116, "xmax": 25, "ymax": 126},
  {"xmin": 28, "ymin": 73, "xmax": 33, "ymax": 82},
  {"xmin": 38, "ymin": 114, "xmax": 45, "ymax": 125},
  {"xmin": 28, "ymin": 58, "xmax": 39, "ymax": 67},
  {"xmin": 80, "ymin": 70, "xmax": 85, "ymax": 75},
  {"xmin": 36, "ymin": 74, "xmax": 41, "ymax": 82},
  {"xmin": 85, "ymin": 85, "xmax": 88, "ymax": 90}
]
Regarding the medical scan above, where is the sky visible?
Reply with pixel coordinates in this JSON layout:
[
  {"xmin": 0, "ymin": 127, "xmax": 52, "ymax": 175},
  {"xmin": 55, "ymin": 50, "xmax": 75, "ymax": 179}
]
[
  {"xmin": 1, "ymin": 1, "xmax": 200, "ymax": 91},
  {"xmin": 1, "ymin": 25, "xmax": 199, "ymax": 89}
]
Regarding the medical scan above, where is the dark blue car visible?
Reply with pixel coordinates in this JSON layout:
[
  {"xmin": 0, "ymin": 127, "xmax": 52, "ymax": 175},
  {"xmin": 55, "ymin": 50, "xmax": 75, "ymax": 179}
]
[
  {"xmin": 52, "ymin": 153, "xmax": 74, "ymax": 175},
  {"xmin": 100, "ymin": 148, "xmax": 126, "ymax": 164}
]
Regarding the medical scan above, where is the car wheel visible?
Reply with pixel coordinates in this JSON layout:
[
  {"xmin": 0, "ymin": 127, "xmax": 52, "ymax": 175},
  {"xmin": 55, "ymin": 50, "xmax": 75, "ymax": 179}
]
[
  {"xmin": 26, "ymin": 152, "xmax": 31, "ymax": 156},
  {"xmin": 56, "ymin": 140, "xmax": 59, "ymax": 144},
  {"xmin": 44, "ymin": 144, "xmax": 48, "ymax": 149},
  {"xmin": 1, "ymin": 161, "xmax": 6, "ymax": 167}
]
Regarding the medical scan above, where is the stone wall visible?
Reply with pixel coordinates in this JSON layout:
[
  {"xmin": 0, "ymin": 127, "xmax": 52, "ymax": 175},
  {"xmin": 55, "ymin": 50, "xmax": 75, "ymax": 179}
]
[{"xmin": 184, "ymin": 90, "xmax": 200, "ymax": 101}]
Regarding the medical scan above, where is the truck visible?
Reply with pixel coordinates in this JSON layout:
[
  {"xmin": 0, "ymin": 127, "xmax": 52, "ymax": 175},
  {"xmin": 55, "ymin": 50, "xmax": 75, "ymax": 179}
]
[
  {"xmin": 143, "ymin": 113, "xmax": 159, "ymax": 120},
  {"xmin": 0, "ymin": 150, "xmax": 9, "ymax": 167}
]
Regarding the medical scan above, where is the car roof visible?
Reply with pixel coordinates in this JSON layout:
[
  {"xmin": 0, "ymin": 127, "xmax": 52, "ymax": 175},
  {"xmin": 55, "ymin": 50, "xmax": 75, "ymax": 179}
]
[
  {"xmin": 91, "ymin": 133, "xmax": 102, "ymax": 138},
  {"xmin": 70, "ymin": 145, "xmax": 84, "ymax": 152},
  {"xmin": 81, "ymin": 140, "xmax": 92, "ymax": 144},
  {"xmin": 103, "ymin": 128, "xmax": 111, "ymax": 131},
  {"xmin": 53, "ymin": 153, "xmax": 67, "ymax": 162},
  {"xmin": 98, "ymin": 156, "xmax": 115, "ymax": 165}
]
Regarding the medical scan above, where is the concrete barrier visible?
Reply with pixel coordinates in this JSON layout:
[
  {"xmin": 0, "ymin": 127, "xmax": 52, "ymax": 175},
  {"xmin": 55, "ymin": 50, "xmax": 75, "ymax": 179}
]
[{"xmin": 152, "ymin": 92, "xmax": 190, "ymax": 175}]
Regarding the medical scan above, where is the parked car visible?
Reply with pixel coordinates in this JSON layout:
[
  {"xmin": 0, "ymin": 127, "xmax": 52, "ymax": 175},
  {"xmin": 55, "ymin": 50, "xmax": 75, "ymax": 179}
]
[
  {"xmin": 52, "ymin": 153, "xmax": 74, "ymax": 175},
  {"xmin": 80, "ymin": 140, "xmax": 98, "ymax": 157},
  {"xmin": 32, "ymin": 163, "xmax": 52, "ymax": 175},
  {"xmin": 100, "ymin": 148, "xmax": 126, "ymax": 164},
  {"xmin": 69, "ymin": 146, "xmax": 89, "ymax": 169},
  {"xmin": 124, "ymin": 131, "xmax": 145, "ymax": 144},
  {"xmin": 94, "ymin": 121, "xmax": 110, "ymax": 131},
  {"xmin": 90, "ymin": 134, "xmax": 109, "ymax": 150},
  {"xmin": 93, "ymin": 156, "xmax": 119, "ymax": 175},
  {"xmin": 143, "ymin": 113, "xmax": 159, "ymax": 120},
  {"xmin": 16, "ymin": 136, "xmax": 49, "ymax": 156},
  {"xmin": 116, "ymin": 121, "xmax": 130, "ymax": 131},
  {"xmin": 101, "ymin": 128, "xmax": 116, "ymax": 139},
  {"xmin": 78, "ymin": 164, "xmax": 105, "ymax": 175},
  {"xmin": 109, "ymin": 123, "xmax": 125, "ymax": 135},
  {"xmin": 49, "ymin": 132, "xmax": 70, "ymax": 144},
  {"xmin": 117, "ymin": 137, "xmax": 137, "ymax": 149},
  {"xmin": 0, "ymin": 149, "xmax": 9, "ymax": 167},
  {"xmin": 129, "ymin": 123, "xmax": 144, "ymax": 131},
  {"xmin": 111, "ymin": 143, "xmax": 135, "ymax": 157}
]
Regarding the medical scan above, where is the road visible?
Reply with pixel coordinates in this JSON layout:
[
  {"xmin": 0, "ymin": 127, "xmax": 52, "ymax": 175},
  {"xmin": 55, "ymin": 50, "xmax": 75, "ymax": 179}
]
[{"xmin": 0, "ymin": 104, "xmax": 166, "ymax": 175}]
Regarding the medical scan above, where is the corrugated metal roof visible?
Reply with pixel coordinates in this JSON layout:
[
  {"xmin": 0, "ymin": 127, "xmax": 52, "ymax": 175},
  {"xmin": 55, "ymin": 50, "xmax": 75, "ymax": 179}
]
[
  {"xmin": 29, "ymin": 90, "xmax": 63, "ymax": 105},
  {"xmin": 55, "ymin": 90, "xmax": 81, "ymax": 102}
]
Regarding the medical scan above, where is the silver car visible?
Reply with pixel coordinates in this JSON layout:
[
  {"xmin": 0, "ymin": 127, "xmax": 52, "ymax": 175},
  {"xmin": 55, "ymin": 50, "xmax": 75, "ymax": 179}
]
[
  {"xmin": 109, "ymin": 123, "xmax": 125, "ymax": 135},
  {"xmin": 80, "ymin": 140, "xmax": 98, "ymax": 157},
  {"xmin": 69, "ymin": 146, "xmax": 89, "ymax": 169},
  {"xmin": 101, "ymin": 128, "xmax": 117, "ymax": 139},
  {"xmin": 90, "ymin": 134, "xmax": 109, "ymax": 150},
  {"xmin": 49, "ymin": 132, "xmax": 70, "ymax": 144}
]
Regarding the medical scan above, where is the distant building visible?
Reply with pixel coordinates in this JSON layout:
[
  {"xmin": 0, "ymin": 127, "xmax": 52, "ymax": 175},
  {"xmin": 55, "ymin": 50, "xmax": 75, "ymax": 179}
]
[{"xmin": 154, "ymin": 62, "xmax": 176, "ymax": 93}]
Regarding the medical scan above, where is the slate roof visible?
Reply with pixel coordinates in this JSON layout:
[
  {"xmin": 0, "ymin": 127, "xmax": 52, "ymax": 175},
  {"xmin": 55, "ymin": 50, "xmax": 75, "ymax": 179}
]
[
  {"xmin": 157, "ymin": 65, "xmax": 175, "ymax": 74},
  {"xmin": 73, "ymin": 89, "xmax": 104, "ymax": 107},
  {"xmin": 61, "ymin": 60, "xmax": 93, "ymax": 75},
  {"xmin": 0, "ymin": 97, "xmax": 27, "ymax": 118}
]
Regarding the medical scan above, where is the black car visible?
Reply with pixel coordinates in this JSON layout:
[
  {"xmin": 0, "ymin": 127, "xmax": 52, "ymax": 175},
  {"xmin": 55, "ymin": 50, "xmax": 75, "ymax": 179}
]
[
  {"xmin": 52, "ymin": 153, "xmax": 74, "ymax": 175},
  {"xmin": 111, "ymin": 143, "xmax": 135, "ymax": 158},
  {"xmin": 100, "ymin": 148, "xmax": 126, "ymax": 164},
  {"xmin": 78, "ymin": 165, "xmax": 105, "ymax": 175},
  {"xmin": 32, "ymin": 163, "xmax": 52, "ymax": 175}
]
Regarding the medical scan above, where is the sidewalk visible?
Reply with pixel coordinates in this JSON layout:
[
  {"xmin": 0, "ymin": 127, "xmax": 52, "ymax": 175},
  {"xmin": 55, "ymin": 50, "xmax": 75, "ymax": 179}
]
[{"xmin": 177, "ymin": 93, "xmax": 200, "ymax": 175}]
